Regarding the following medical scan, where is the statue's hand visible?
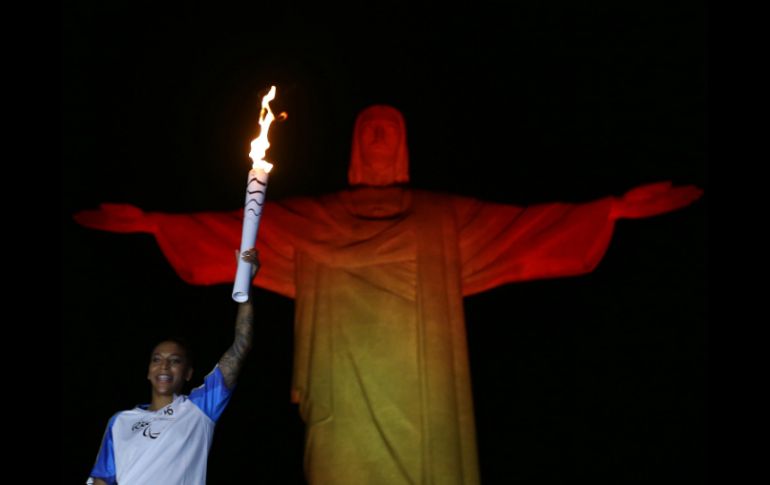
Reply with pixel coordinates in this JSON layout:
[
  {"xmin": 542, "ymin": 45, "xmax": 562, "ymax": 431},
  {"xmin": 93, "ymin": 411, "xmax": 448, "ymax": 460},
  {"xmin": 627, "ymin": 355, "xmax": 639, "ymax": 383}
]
[
  {"xmin": 73, "ymin": 203, "xmax": 154, "ymax": 232},
  {"xmin": 610, "ymin": 181, "xmax": 703, "ymax": 220}
]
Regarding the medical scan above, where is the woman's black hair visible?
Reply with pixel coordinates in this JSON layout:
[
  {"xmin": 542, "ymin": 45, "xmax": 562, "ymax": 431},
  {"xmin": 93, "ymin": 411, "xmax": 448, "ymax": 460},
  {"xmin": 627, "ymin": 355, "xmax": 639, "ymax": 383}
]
[{"xmin": 150, "ymin": 336, "xmax": 194, "ymax": 368}]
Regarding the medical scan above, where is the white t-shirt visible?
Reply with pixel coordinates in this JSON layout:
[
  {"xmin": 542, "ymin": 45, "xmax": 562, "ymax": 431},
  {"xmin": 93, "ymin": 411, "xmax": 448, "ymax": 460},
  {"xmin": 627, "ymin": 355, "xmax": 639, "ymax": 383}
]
[{"xmin": 87, "ymin": 365, "xmax": 233, "ymax": 485}]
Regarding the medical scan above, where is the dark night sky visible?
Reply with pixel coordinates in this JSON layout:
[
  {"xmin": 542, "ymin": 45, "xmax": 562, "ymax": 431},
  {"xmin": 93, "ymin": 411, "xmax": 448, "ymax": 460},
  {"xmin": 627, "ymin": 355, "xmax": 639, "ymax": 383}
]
[{"xmin": 62, "ymin": 1, "xmax": 706, "ymax": 483}]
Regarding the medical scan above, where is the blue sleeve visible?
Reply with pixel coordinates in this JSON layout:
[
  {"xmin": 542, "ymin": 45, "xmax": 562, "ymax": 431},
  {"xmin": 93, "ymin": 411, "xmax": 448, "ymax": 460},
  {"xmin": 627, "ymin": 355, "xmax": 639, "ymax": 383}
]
[
  {"xmin": 87, "ymin": 413, "xmax": 118, "ymax": 485},
  {"xmin": 189, "ymin": 365, "xmax": 234, "ymax": 422}
]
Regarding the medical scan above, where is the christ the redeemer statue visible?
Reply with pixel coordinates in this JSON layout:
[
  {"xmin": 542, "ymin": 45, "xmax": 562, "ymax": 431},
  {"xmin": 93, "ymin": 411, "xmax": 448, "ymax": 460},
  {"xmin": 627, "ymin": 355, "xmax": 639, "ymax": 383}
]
[{"xmin": 74, "ymin": 104, "xmax": 702, "ymax": 484}]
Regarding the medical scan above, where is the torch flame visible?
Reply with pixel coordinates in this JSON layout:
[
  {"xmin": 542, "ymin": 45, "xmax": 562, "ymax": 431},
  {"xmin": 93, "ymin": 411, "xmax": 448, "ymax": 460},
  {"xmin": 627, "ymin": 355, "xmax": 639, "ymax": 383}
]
[{"xmin": 249, "ymin": 85, "xmax": 283, "ymax": 173}]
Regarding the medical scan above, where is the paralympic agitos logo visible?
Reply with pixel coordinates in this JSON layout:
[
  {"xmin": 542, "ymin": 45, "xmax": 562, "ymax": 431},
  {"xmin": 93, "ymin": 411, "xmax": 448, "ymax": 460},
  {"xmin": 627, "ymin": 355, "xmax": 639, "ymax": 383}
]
[
  {"xmin": 131, "ymin": 419, "xmax": 160, "ymax": 439},
  {"xmin": 131, "ymin": 406, "xmax": 174, "ymax": 439}
]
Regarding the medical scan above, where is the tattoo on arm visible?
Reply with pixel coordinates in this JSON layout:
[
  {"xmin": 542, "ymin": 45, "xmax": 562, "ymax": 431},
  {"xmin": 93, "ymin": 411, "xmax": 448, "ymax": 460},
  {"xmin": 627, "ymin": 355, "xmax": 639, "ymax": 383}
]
[{"xmin": 219, "ymin": 301, "xmax": 254, "ymax": 389}]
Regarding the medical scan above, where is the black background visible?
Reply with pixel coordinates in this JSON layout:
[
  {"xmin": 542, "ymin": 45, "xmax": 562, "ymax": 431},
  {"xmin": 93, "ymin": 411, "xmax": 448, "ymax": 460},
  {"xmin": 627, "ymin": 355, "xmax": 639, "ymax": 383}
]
[{"xmin": 63, "ymin": 1, "xmax": 707, "ymax": 483}]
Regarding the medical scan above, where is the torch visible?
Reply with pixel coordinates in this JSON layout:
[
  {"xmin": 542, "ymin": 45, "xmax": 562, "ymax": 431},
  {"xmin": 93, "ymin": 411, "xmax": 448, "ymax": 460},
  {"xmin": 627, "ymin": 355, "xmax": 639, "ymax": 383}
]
[{"xmin": 232, "ymin": 85, "xmax": 283, "ymax": 302}]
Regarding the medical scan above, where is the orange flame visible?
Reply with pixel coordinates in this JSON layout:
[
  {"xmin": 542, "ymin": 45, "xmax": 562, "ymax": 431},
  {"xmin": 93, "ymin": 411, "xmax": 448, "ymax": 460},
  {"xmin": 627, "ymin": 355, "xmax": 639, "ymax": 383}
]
[{"xmin": 248, "ymin": 85, "xmax": 284, "ymax": 173}]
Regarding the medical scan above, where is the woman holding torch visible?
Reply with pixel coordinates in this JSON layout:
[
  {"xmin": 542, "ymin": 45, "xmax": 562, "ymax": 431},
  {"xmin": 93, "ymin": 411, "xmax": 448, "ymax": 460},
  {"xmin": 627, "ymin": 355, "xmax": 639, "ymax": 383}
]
[{"xmin": 86, "ymin": 249, "xmax": 261, "ymax": 485}]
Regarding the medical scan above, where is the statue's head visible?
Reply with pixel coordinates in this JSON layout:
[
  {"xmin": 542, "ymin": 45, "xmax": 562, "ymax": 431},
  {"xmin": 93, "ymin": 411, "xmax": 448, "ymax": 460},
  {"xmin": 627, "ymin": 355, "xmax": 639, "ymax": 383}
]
[{"xmin": 348, "ymin": 105, "xmax": 410, "ymax": 186}]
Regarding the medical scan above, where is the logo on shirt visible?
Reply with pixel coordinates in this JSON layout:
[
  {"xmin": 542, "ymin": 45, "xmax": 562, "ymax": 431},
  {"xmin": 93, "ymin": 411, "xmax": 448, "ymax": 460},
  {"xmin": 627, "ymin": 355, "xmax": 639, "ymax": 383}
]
[
  {"xmin": 131, "ymin": 419, "xmax": 160, "ymax": 439},
  {"xmin": 131, "ymin": 405, "xmax": 175, "ymax": 439}
]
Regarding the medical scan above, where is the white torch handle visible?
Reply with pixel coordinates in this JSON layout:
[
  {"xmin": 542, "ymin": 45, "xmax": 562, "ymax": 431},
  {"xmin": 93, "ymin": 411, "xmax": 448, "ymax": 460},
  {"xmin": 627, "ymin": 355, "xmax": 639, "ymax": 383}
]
[{"xmin": 232, "ymin": 167, "xmax": 268, "ymax": 302}]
